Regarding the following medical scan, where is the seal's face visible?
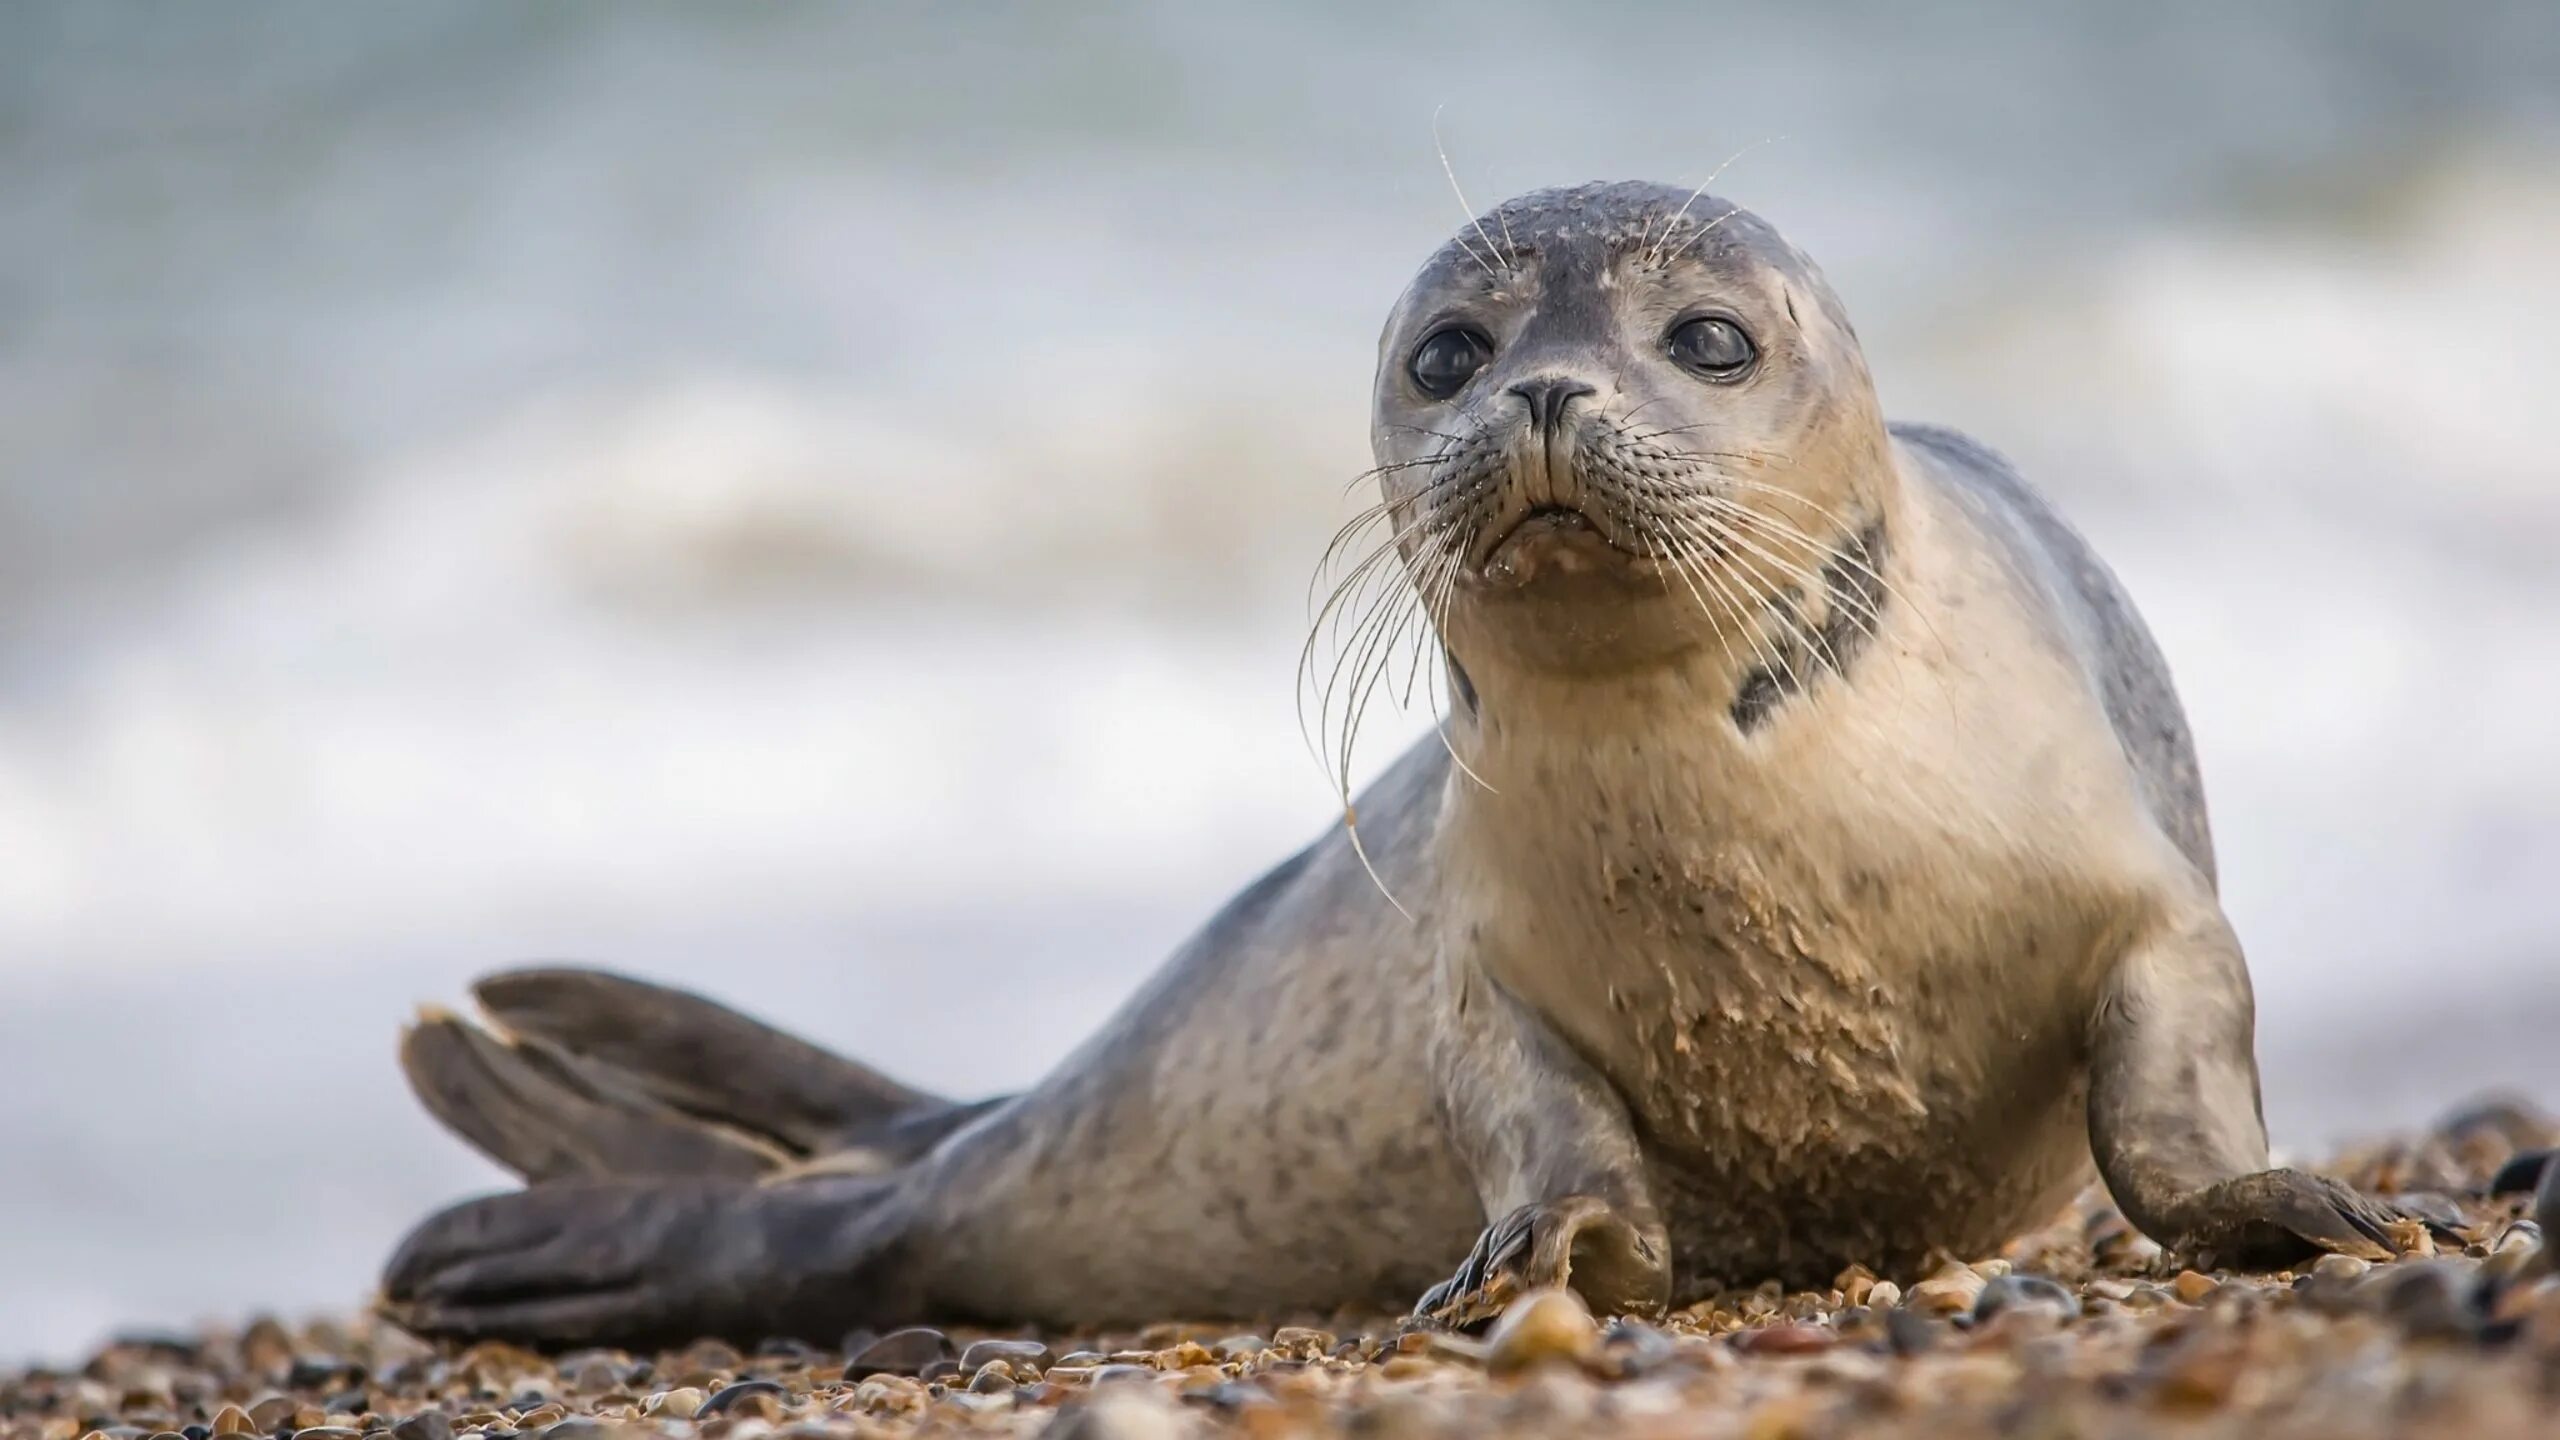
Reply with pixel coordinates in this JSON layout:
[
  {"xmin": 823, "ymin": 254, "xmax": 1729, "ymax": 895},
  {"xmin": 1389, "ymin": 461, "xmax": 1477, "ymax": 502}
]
[{"xmin": 1371, "ymin": 182, "xmax": 1889, "ymax": 675}]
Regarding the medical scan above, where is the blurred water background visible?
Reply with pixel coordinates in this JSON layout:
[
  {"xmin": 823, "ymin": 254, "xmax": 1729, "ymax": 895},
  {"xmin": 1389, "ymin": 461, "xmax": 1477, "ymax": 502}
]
[{"xmin": 4, "ymin": 0, "xmax": 2558, "ymax": 1361}]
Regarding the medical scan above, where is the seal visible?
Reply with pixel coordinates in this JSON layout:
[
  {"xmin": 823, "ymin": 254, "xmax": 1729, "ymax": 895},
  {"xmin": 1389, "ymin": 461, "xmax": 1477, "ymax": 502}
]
[{"xmin": 381, "ymin": 182, "xmax": 2422, "ymax": 1348}]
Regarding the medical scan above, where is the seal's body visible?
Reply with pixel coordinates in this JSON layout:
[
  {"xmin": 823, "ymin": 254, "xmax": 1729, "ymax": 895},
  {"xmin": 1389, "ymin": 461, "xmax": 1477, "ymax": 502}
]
[{"xmin": 384, "ymin": 184, "xmax": 2410, "ymax": 1347}]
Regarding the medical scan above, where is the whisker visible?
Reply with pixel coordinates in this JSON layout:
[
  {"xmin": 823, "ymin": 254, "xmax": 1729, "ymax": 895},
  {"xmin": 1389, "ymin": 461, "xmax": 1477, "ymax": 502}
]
[
  {"xmin": 1642, "ymin": 136, "xmax": 1783, "ymax": 269},
  {"xmin": 1432, "ymin": 105, "xmax": 1508, "ymax": 283}
]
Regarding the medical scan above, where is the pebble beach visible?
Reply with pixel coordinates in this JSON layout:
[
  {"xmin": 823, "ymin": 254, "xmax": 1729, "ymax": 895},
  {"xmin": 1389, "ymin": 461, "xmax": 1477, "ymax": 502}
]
[{"xmin": 11, "ymin": 1103, "xmax": 2558, "ymax": 1440}]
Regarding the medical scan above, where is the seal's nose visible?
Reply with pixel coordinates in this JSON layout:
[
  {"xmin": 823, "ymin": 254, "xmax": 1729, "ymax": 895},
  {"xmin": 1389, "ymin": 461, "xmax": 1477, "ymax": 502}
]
[{"xmin": 1508, "ymin": 377, "xmax": 1596, "ymax": 436}]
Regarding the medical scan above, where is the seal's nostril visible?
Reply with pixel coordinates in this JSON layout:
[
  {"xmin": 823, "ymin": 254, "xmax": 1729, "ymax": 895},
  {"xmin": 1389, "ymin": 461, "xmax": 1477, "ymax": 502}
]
[{"xmin": 1508, "ymin": 377, "xmax": 1597, "ymax": 435}]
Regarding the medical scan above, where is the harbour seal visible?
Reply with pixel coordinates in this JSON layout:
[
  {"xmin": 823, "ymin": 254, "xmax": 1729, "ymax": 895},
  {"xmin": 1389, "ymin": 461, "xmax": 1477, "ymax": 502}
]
[{"xmin": 381, "ymin": 181, "xmax": 2419, "ymax": 1347}]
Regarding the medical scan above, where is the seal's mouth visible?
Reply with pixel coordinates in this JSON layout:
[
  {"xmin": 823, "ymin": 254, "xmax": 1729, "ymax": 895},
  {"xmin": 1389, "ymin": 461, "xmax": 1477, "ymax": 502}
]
[
  {"xmin": 1480, "ymin": 503, "xmax": 1651, "ymax": 569},
  {"xmin": 1487, "ymin": 504, "xmax": 1594, "ymax": 550}
]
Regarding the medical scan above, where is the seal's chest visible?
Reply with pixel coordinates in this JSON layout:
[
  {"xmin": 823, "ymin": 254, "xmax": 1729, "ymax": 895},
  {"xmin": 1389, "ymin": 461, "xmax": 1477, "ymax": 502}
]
[{"xmin": 1481, "ymin": 844, "xmax": 1901, "ymax": 1137}]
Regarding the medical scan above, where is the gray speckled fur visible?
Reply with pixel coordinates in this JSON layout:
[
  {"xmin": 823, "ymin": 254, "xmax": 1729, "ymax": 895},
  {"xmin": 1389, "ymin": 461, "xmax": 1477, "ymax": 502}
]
[{"xmin": 384, "ymin": 184, "xmax": 2408, "ymax": 1347}]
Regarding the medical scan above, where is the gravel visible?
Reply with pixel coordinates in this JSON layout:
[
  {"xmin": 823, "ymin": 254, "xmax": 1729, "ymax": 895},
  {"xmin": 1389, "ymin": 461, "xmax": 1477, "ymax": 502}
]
[{"xmin": 10, "ymin": 1109, "xmax": 2560, "ymax": 1438}]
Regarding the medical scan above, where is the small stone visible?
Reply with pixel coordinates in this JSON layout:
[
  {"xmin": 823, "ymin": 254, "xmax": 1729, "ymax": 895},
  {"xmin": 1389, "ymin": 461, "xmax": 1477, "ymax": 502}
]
[
  {"xmin": 699, "ymin": 1379, "xmax": 787, "ymax": 1419},
  {"xmin": 1484, "ymin": 1288, "xmax": 1599, "ymax": 1375},
  {"xmin": 845, "ymin": 1329, "xmax": 954, "ymax": 1380},
  {"xmin": 2149, "ymin": 1332, "xmax": 2246, "ymax": 1411},
  {"xmin": 1734, "ymin": 1324, "xmax": 1833, "ymax": 1356},
  {"xmin": 2366, "ymin": 1259, "xmax": 2483, "ymax": 1339},
  {"xmin": 2172, "ymin": 1270, "xmax": 2219, "ymax": 1304},
  {"xmin": 1972, "ymin": 1274, "xmax": 2081, "ymax": 1324},
  {"xmin": 1055, "ymin": 1352, "xmax": 1106, "ymax": 1367},
  {"xmin": 958, "ymin": 1339, "xmax": 1049, "ymax": 1373},
  {"xmin": 2312, "ymin": 1253, "xmax": 2373, "ymax": 1282},
  {"xmin": 2491, "ymin": 1149, "xmax": 2556, "ymax": 1196},
  {"xmin": 1832, "ymin": 1264, "xmax": 1879, "ymax": 1308},
  {"xmin": 1267, "ymin": 1327, "xmax": 1333, "ymax": 1354},
  {"xmin": 1883, "ymin": 1309, "xmax": 1940, "ymax": 1356},
  {"xmin": 247, "ymin": 1400, "xmax": 296, "ymax": 1433},
  {"xmin": 1865, "ymin": 1281, "xmax": 1901, "ymax": 1310},
  {"xmin": 210, "ymin": 1410, "xmax": 255, "ymax": 1437},
  {"xmin": 1600, "ymin": 1320, "xmax": 1676, "ymax": 1377},
  {"xmin": 1041, "ymin": 1386, "xmax": 1185, "ymax": 1440},
  {"xmin": 1091, "ymin": 1365, "xmax": 1156, "ymax": 1386},
  {"xmin": 1905, "ymin": 1265, "xmax": 1986, "ymax": 1316},
  {"xmin": 968, "ymin": 1362, "xmax": 1016, "ymax": 1394},
  {"xmin": 384, "ymin": 1416, "xmax": 445, "ymax": 1440},
  {"xmin": 639, "ymin": 1389, "xmax": 704, "ymax": 1420},
  {"xmin": 1210, "ymin": 1336, "xmax": 1264, "ymax": 1359},
  {"xmin": 286, "ymin": 1359, "xmax": 355, "ymax": 1391},
  {"xmin": 2385, "ymin": 1218, "xmax": 2437, "ymax": 1257}
]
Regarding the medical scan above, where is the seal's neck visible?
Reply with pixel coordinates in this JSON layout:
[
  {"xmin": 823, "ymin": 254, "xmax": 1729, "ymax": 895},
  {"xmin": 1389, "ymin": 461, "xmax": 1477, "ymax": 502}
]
[{"xmin": 1440, "ymin": 481, "xmax": 1906, "ymax": 796}]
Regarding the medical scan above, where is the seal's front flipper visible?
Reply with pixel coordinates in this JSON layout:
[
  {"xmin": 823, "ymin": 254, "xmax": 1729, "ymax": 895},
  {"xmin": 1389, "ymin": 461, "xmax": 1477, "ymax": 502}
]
[
  {"xmin": 1416, "ymin": 1194, "xmax": 1665, "ymax": 1329},
  {"xmin": 1419, "ymin": 970, "xmax": 1670, "ymax": 1328},
  {"xmin": 381, "ymin": 1173, "xmax": 921, "ymax": 1349},
  {"xmin": 2090, "ymin": 907, "xmax": 2422, "ymax": 1269}
]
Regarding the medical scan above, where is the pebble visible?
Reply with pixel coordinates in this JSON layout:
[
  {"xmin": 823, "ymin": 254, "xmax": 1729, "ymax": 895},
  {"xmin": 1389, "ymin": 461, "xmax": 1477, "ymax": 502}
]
[
  {"xmin": 1483, "ymin": 1289, "xmax": 1599, "ymax": 1375},
  {"xmin": 1883, "ymin": 1309, "xmax": 1940, "ymax": 1356},
  {"xmin": 375, "ymin": 1418, "xmax": 437, "ymax": 1440},
  {"xmin": 844, "ymin": 1329, "xmax": 954, "ymax": 1379},
  {"xmin": 1733, "ymin": 1324, "xmax": 1834, "ymax": 1356},
  {"xmin": 639, "ymin": 1388, "xmax": 705, "ymax": 1420},
  {"xmin": 1972, "ymin": 1274, "xmax": 2081, "ymax": 1324},
  {"xmin": 1905, "ymin": 1265, "xmax": 1987, "ymax": 1316},
  {"xmin": 696, "ymin": 1379, "xmax": 786, "ymax": 1419},
  {"xmin": 967, "ymin": 1362, "xmax": 1015, "ymax": 1395},
  {"xmin": 2490, "ymin": 1148, "xmax": 2555, "ymax": 1196},
  {"xmin": 17, "ymin": 1129, "xmax": 2560, "ymax": 1440},
  {"xmin": 957, "ymin": 1338, "xmax": 1049, "ymax": 1373},
  {"xmin": 1042, "ymin": 1387, "xmax": 1185, "ymax": 1440},
  {"xmin": 2366, "ymin": 1260, "xmax": 2483, "ymax": 1340}
]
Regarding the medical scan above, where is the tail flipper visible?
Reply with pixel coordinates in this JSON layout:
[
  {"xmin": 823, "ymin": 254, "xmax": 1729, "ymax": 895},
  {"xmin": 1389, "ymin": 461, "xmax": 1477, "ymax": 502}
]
[
  {"xmin": 383, "ymin": 1171, "xmax": 920, "ymax": 1348},
  {"xmin": 402, "ymin": 965, "xmax": 969, "ymax": 1183},
  {"xmin": 401, "ymin": 1008, "xmax": 785, "ymax": 1181}
]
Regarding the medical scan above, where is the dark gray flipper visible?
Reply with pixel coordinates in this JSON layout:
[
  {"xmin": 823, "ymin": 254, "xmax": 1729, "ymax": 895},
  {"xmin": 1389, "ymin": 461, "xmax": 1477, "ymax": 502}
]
[
  {"xmin": 473, "ymin": 968, "xmax": 945, "ymax": 1152},
  {"xmin": 399, "ymin": 1011, "xmax": 786, "ymax": 1182},
  {"xmin": 402, "ymin": 967, "xmax": 993, "ymax": 1185},
  {"xmin": 381, "ymin": 1172, "xmax": 927, "ymax": 1349}
]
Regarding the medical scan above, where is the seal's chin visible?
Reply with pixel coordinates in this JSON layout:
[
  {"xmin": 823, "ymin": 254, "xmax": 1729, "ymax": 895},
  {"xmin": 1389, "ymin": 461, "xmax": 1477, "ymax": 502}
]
[{"xmin": 1477, "ymin": 505, "xmax": 1653, "ymax": 589}]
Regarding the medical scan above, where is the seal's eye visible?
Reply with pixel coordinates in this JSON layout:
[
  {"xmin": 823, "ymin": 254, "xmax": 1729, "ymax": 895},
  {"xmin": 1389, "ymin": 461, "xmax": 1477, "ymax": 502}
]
[
  {"xmin": 1667, "ymin": 316, "xmax": 1756, "ymax": 379},
  {"xmin": 1409, "ymin": 327, "xmax": 1494, "ymax": 399}
]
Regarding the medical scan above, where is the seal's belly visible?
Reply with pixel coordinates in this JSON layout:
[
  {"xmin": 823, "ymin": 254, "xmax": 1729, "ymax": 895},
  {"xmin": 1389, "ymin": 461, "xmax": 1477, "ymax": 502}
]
[{"xmin": 1499, "ymin": 872, "xmax": 2103, "ymax": 1292}]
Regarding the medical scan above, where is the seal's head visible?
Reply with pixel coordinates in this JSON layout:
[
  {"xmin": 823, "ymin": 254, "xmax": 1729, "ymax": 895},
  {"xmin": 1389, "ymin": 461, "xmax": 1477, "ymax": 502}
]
[{"xmin": 1372, "ymin": 182, "xmax": 1892, "ymax": 676}]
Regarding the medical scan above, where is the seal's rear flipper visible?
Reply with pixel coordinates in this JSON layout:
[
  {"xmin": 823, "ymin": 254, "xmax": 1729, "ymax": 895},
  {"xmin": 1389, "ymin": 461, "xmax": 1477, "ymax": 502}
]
[
  {"xmin": 400, "ymin": 1010, "xmax": 787, "ymax": 1182},
  {"xmin": 381, "ymin": 1172, "xmax": 919, "ymax": 1348},
  {"xmin": 471, "ymin": 967, "xmax": 942, "ymax": 1152}
]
